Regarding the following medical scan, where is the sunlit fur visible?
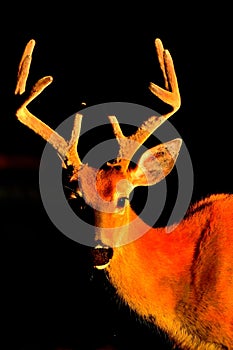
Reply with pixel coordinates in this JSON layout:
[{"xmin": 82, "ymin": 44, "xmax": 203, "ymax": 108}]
[
  {"xmin": 72, "ymin": 150, "xmax": 233, "ymax": 349},
  {"xmin": 104, "ymin": 193, "xmax": 233, "ymax": 349}
]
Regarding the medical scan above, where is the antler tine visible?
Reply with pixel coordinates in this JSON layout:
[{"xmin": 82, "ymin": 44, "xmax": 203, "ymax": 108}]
[
  {"xmin": 66, "ymin": 113, "xmax": 83, "ymax": 171},
  {"xmin": 15, "ymin": 39, "xmax": 83, "ymax": 170},
  {"xmin": 15, "ymin": 39, "xmax": 35, "ymax": 95},
  {"xmin": 149, "ymin": 38, "xmax": 180, "ymax": 110},
  {"xmin": 109, "ymin": 38, "xmax": 181, "ymax": 170}
]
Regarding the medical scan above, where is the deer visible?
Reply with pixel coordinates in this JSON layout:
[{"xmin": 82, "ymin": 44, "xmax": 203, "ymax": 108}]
[{"xmin": 14, "ymin": 37, "xmax": 233, "ymax": 350}]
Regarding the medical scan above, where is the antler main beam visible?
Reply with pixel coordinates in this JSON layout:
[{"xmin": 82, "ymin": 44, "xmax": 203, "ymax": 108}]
[
  {"xmin": 15, "ymin": 39, "xmax": 83, "ymax": 170},
  {"xmin": 15, "ymin": 38, "xmax": 180, "ymax": 174},
  {"xmin": 109, "ymin": 38, "xmax": 181, "ymax": 169}
]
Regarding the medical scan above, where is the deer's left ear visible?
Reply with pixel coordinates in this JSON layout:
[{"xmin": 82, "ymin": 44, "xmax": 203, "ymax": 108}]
[{"xmin": 130, "ymin": 138, "xmax": 182, "ymax": 187}]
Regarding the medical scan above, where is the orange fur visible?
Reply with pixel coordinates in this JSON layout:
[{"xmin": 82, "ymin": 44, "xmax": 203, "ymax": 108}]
[{"xmin": 106, "ymin": 193, "xmax": 233, "ymax": 349}]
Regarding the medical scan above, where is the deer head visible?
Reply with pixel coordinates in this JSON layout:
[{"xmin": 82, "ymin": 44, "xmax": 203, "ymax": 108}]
[{"xmin": 15, "ymin": 38, "xmax": 181, "ymax": 268}]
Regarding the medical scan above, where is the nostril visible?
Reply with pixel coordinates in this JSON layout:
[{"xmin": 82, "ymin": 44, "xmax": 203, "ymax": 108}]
[
  {"xmin": 95, "ymin": 244, "xmax": 113, "ymax": 259},
  {"xmin": 95, "ymin": 243, "xmax": 105, "ymax": 249}
]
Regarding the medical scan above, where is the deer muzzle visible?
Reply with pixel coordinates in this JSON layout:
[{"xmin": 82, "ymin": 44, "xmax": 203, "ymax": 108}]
[{"xmin": 90, "ymin": 245, "xmax": 113, "ymax": 269}]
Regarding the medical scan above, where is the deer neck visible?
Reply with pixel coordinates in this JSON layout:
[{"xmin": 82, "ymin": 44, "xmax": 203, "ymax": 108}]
[{"xmin": 106, "ymin": 211, "xmax": 196, "ymax": 324}]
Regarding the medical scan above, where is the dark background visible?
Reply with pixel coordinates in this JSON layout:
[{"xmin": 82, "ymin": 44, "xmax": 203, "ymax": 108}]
[{"xmin": 1, "ymin": 4, "xmax": 232, "ymax": 350}]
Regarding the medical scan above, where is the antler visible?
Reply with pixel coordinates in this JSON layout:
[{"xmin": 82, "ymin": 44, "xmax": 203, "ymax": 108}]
[
  {"xmin": 15, "ymin": 38, "xmax": 180, "ymax": 174},
  {"xmin": 109, "ymin": 38, "xmax": 181, "ymax": 170},
  {"xmin": 15, "ymin": 39, "xmax": 83, "ymax": 171}
]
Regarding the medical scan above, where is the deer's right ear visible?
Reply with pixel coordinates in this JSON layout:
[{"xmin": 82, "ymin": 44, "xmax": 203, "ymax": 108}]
[{"xmin": 130, "ymin": 138, "xmax": 182, "ymax": 187}]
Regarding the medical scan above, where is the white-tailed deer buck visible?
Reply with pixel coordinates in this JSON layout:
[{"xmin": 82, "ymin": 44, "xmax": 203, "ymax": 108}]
[{"xmin": 14, "ymin": 38, "xmax": 233, "ymax": 349}]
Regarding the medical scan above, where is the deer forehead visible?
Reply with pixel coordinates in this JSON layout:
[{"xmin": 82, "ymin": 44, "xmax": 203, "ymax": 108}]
[
  {"xmin": 97, "ymin": 168, "xmax": 134, "ymax": 198},
  {"xmin": 77, "ymin": 165, "xmax": 133, "ymax": 205}
]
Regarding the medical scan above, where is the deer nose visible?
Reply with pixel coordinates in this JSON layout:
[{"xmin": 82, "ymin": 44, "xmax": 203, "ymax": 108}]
[{"xmin": 90, "ymin": 244, "xmax": 113, "ymax": 269}]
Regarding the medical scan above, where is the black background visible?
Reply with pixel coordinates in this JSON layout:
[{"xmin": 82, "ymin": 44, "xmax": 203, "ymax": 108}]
[{"xmin": 1, "ymin": 4, "xmax": 232, "ymax": 350}]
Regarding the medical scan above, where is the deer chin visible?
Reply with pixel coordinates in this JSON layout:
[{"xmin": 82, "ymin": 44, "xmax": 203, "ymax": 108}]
[
  {"xmin": 91, "ymin": 245, "xmax": 113, "ymax": 270},
  {"xmin": 95, "ymin": 262, "xmax": 110, "ymax": 270}
]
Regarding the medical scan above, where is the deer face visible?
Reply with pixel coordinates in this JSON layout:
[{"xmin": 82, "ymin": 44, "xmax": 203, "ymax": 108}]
[
  {"xmin": 65, "ymin": 138, "xmax": 182, "ymax": 268},
  {"xmin": 15, "ymin": 38, "xmax": 181, "ymax": 269}
]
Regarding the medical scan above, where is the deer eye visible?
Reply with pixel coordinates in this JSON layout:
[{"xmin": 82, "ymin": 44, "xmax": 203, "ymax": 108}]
[{"xmin": 117, "ymin": 197, "xmax": 129, "ymax": 209}]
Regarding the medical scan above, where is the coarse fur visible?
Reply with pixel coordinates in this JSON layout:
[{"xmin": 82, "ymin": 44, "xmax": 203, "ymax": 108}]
[{"xmin": 106, "ymin": 193, "xmax": 233, "ymax": 349}]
